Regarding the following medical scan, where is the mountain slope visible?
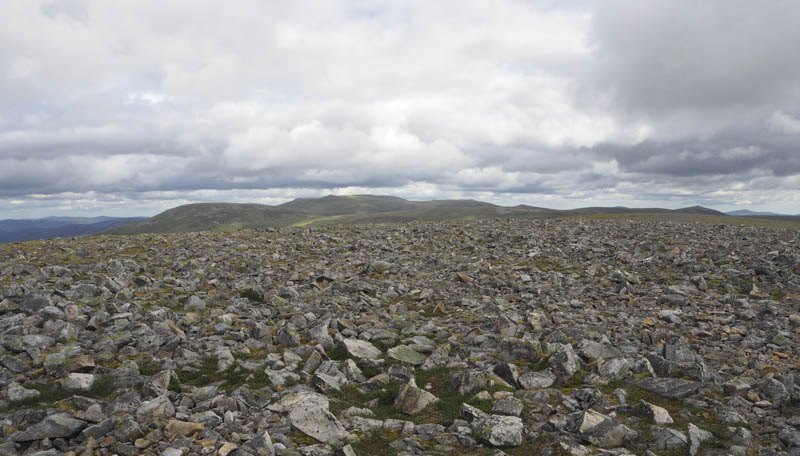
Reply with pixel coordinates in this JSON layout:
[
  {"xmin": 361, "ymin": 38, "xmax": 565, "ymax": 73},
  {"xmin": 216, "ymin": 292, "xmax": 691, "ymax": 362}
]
[
  {"xmin": 104, "ymin": 195, "xmax": 744, "ymax": 235},
  {"xmin": 109, "ymin": 203, "xmax": 308, "ymax": 234},
  {"xmin": 279, "ymin": 194, "xmax": 419, "ymax": 215},
  {"xmin": 674, "ymin": 206, "xmax": 727, "ymax": 216}
]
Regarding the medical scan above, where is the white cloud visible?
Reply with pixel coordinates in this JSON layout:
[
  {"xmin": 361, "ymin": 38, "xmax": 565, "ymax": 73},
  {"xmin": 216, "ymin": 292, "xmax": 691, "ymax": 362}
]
[{"xmin": 1, "ymin": 0, "xmax": 800, "ymax": 217}]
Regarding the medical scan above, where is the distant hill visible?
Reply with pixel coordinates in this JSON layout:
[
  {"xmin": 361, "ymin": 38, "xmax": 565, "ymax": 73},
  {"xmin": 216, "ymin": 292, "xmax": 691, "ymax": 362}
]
[
  {"xmin": 108, "ymin": 203, "xmax": 309, "ymax": 235},
  {"xmin": 279, "ymin": 194, "xmax": 419, "ymax": 215},
  {"xmin": 0, "ymin": 216, "xmax": 144, "ymax": 243},
  {"xmin": 726, "ymin": 209, "xmax": 786, "ymax": 216},
  {"xmin": 674, "ymin": 205, "xmax": 728, "ymax": 216},
  {"xmin": 101, "ymin": 195, "xmax": 742, "ymax": 235},
  {"xmin": 566, "ymin": 205, "xmax": 726, "ymax": 216}
]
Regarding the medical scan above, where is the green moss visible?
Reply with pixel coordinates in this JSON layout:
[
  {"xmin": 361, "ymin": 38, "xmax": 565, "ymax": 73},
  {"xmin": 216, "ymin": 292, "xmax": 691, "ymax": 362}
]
[
  {"xmin": 1, "ymin": 374, "xmax": 119, "ymax": 412},
  {"xmin": 325, "ymin": 344, "xmax": 349, "ymax": 361},
  {"xmin": 331, "ymin": 382, "xmax": 404, "ymax": 420},
  {"xmin": 598, "ymin": 381, "xmax": 733, "ymax": 446},
  {"xmin": 176, "ymin": 355, "xmax": 219, "ymax": 388},
  {"xmin": 137, "ymin": 358, "xmax": 163, "ymax": 376},
  {"xmin": 770, "ymin": 288, "xmax": 786, "ymax": 301},
  {"xmin": 351, "ymin": 429, "xmax": 401, "ymax": 455},
  {"xmin": 238, "ymin": 288, "xmax": 264, "ymax": 302}
]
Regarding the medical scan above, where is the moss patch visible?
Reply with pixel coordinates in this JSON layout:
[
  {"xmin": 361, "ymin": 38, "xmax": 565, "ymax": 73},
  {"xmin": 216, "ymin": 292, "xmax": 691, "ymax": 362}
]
[{"xmin": 1, "ymin": 374, "xmax": 120, "ymax": 412}]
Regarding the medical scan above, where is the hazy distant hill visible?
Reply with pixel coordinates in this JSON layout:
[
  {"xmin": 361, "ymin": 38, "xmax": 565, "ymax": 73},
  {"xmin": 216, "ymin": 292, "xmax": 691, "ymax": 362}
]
[
  {"xmin": 726, "ymin": 209, "xmax": 786, "ymax": 216},
  {"xmin": 0, "ymin": 216, "xmax": 144, "ymax": 243},
  {"xmin": 104, "ymin": 195, "xmax": 738, "ymax": 235},
  {"xmin": 566, "ymin": 205, "xmax": 726, "ymax": 216}
]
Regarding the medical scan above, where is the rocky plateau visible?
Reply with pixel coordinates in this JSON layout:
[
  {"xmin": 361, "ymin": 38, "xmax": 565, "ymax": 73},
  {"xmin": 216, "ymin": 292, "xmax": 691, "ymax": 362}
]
[{"xmin": 1, "ymin": 217, "xmax": 799, "ymax": 455}]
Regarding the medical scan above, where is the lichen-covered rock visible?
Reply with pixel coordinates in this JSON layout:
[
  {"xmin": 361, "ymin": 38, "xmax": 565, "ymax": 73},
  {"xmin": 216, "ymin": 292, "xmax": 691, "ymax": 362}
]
[
  {"xmin": 394, "ymin": 378, "xmax": 439, "ymax": 415},
  {"xmin": 341, "ymin": 339, "xmax": 382, "ymax": 360},
  {"xmin": 7, "ymin": 382, "xmax": 40, "ymax": 401},
  {"xmin": 550, "ymin": 344, "xmax": 580, "ymax": 383},
  {"xmin": 450, "ymin": 369, "xmax": 489, "ymax": 395},
  {"xmin": 472, "ymin": 414, "xmax": 524, "ymax": 447},
  {"xmin": 637, "ymin": 400, "xmax": 673, "ymax": 424},
  {"xmin": 288, "ymin": 393, "xmax": 351, "ymax": 447},
  {"xmin": 387, "ymin": 344, "xmax": 426, "ymax": 365},
  {"xmin": 651, "ymin": 426, "xmax": 689, "ymax": 451},
  {"xmin": 11, "ymin": 413, "xmax": 87, "ymax": 441}
]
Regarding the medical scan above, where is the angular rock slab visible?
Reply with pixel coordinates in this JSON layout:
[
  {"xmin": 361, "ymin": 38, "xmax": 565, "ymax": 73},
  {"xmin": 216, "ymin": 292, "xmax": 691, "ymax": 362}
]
[
  {"xmin": 246, "ymin": 430, "xmax": 276, "ymax": 456},
  {"xmin": 566, "ymin": 409, "xmax": 638, "ymax": 448},
  {"xmin": 12, "ymin": 413, "xmax": 87, "ymax": 441},
  {"xmin": 341, "ymin": 339, "xmax": 382, "ymax": 360},
  {"xmin": 7, "ymin": 382, "xmax": 40, "ymax": 401},
  {"xmin": 394, "ymin": 378, "xmax": 439, "ymax": 415},
  {"xmin": 518, "ymin": 369, "xmax": 555, "ymax": 389},
  {"xmin": 597, "ymin": 358, "xmax": 630, "ymax": 381},
  {"xmin": 550, "ymin": 344, "xmax": 580, "ymax": 383},
  {"xmin": 637, "ymin": 400, "xmax": 673, "ymax": 424},
  {"xmin": 651, "ymin": 426, "xmax": 688, "ymax": 451},
  {"xmin": 450, "ymin": 369, "xmax": 489, "ymax": 396},
  {"xmin": 688, "ymin": 423, "xmax": 713, "ymax": 456},
  {"xmin": 472, "ymin": 414, "xmax": 524, "ymax": 447},
  {"xmin": 633, "ymin": 377, "xmax": 701, "ymax": 398},
  {"xmin": 387, "ymin": 345, "xmax": 426, "ymax": 365},
  {"xmin": 288, "ymin": 394, "xmax": 351, "ymax": 447}
]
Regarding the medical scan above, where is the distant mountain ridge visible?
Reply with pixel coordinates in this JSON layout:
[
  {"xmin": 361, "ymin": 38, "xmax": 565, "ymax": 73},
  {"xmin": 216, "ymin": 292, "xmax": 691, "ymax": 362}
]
[
  {"xmin": 725, "ymin": 209, "xmax": 787, "ymax": 216},
  {"xmin": 106, "ymin": 195, "xmax": 732, "ymax": 235},
  {"xmin": 0, "ymin": 216, "xmax": 145, "ymax": 243}
]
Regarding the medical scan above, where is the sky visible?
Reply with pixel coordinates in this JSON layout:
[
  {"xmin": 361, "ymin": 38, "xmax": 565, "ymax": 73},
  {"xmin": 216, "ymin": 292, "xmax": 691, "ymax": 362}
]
[{"xmin": 2, "ymin": 0, "xmax": 800, "ymax": 218}]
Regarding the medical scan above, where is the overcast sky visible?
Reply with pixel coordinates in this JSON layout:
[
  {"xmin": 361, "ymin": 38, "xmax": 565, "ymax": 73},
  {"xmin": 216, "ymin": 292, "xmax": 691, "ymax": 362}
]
[{"xmin": 2, "ymin": 0, "xmax": 800, "ymax": 218}]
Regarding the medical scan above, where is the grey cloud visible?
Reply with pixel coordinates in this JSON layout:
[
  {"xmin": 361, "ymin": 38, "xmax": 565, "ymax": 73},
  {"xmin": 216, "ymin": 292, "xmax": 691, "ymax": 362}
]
[
  {"xmin": 585, "ymin": 0, "xmax": 800, "ymax": 117},
  {"xmin": 1, "ymin": 1, "xmax": 799, "ymax": 216}
]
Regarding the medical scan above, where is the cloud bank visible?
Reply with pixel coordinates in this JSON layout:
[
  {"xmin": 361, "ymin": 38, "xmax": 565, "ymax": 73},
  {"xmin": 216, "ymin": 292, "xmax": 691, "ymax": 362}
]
[{"xmin": 2, "ymin": 0, "xmax": 799, "ymax": 217}]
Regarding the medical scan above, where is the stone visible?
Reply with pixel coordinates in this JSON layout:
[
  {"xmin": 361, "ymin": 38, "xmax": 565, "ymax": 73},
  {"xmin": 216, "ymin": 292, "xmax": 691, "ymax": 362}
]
[
  {"xmin": 165, "ymin": 419, "xmax": 204, "ymax": 437},
  {"xmin": 451, "ymin": 369, "xmax": 489, "ymax": 395},
  {"xmin": 491, "ymin": 395, "xmax": 523, "ymax": 417},
  {"xmin": 394, "ymin": 378, "xmax": 439, "ymax": 415},
  {"xmin": 11, "ymin": 413, "xmax": 87, "ymax": 441},
  {"xmin": 650, "ymin": 426, "xmax": 688, "ymax": 451},
  {"xmin": 597, "ymin": 358, "xmax": 630, "ymax": 380},
  {"xmin": 288, "ymin": 394, "xmax": 351, "ymax": 447},
  {"xmin": 21, "ymin": 294, "xmax": 50, "ymax": 314},
  {"xmin": 218, "ymin": 442, "xmax": 238, "ymax": 456},
  {"xmin": 779, "ymin": 428, "xmax": 800, "ymax": 448},
  {"xmin": 341, "ymin": 339, "xmax": 382, "ymax": 360},
  {"xmin": 518, "ymin": 369, "xmax": 555, "ymax": 389},
  {"xmin": 461, "ymin": 403, "xmax": 488, "ymax": 422},
  {"xmin": 472, "ymin": 415, "xmax": 523, "ymax": 447},
  {"xmin": 136, "ymin": 396, "xmax": 175, "ymax": 420},
  {"xmin": 493, "ymin": 363, "xmax": 521, "ymax": 387},
  {"xmin": 550, "ymin": 344, "xmax": 580, "ymax": 383},
  {"xmin": 688, "ymin": 423, "xmax": 713, "ymax": 456},
  {"xmin": 7, "ymin": 382, "xmax": 40, "ymax": 401},
  {"xmin": 637, "ymin": 400, "xmax": 673, "ymax": 424},
  {"xmin": 63, "ymin": 373, "xmax": 96, "ymax": 391},
  {"xmin": 566, "ymin": 409, "xmax": 638, "ymax": 448},
  {"xmin": 578, "ymin": 340, "xmax": 623, "ymax": 361},
  {"xmin": 246, "ymin": 430, "xmax": 277, "ymax": 456},
  {"xmin": 312, "ymin": 373, "xmax": 342, "ymax": 394},
  {"xmin": 184, "ymin": 295, "xmax": 206, "ymax": 311},
  {"xmin": 633, "ymin": 377, "xmax": 701, "ymax": 398},
  {"xmin": 387, "ymin": 344, "xmax": 426, "ymax": 365}
]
